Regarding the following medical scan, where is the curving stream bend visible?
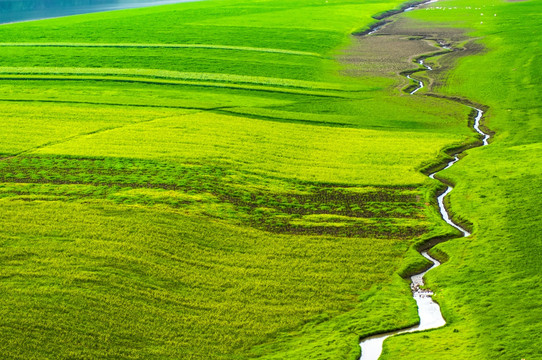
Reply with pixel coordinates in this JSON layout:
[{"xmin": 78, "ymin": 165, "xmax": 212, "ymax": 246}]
[{"xmin": 358, "ymin": 5, "xmax": 491, "ymax": 360}]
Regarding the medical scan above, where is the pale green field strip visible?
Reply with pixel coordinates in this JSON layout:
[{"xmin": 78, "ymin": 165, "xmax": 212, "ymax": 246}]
[
  {"xmin": 214, "ymin": 107, "xmax": 355, "ymax": 128},
  {"xmin": 0, "ymin": 97, "xmax": 355, "ymax": 128},
  {"xmin": 28, "ymin": 111, "xmax": 462, "ymax": 186},
  {"xmin": 0, "ymin": 77, "xmax": 355, "ymax": 99},
  {"xmin": 0, "ymin": 98, "xmax": 351, "ymax": 131},
  {"xmin": 0, "ymin": 98, "xmax": 447, "ymax": 131},
  {"xmin": 0, "ymin": 67, "xmax": 350, "ymax": 91},
  {"xmin": 0, "ymin": 81, "xmax": 295, "ymax": 110},
  {"xmin": 0, "ymin": 75, "xmax": 349, "ymax": 98},
  {"xmin": 0, "ymin": 98, "xmax": 233, "ymax": 112},
  {"xmin": 0, "ymin": 102, "xmax": 196, "ymax": 155},
  {"xmin": 9, "ymin": 112, "xmax": 201, "ymax": 159},
  {"xmin": 0, "ymin": 42, "xmax": 323, "ymax": 57}
]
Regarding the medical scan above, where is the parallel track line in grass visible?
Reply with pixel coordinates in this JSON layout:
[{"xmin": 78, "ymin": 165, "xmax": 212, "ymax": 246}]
[
  {"xmin": 213, "ymin": 109, "xmax": 354, "ymax": 128},
  {"xmin": 4, "ymin": 113, "xmax": 203, "ymax": 159},
  {"xmin": 0, "ymin": 66, "xmax": 343, "ymax": 91},
  {"xmin": 0, "ymin": 98, "xmax": 234, "ymax": 112},
  {"xmin": 0, "ymin": 98, "xmax": 354, "ymax": 128},
  {"xmin": 0, "ymin": 42, "xmax": 323, "ymax": 57},
  {"xmin": 0, "ymin": 75, "xmax": 349, "ymax": 98}
]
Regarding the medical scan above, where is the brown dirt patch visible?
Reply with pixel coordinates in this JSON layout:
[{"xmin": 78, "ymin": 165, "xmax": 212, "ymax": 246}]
[
  {"xmin": 338, "ymin": 15, "xmax": 483, "ymax": 94},
  {"xmin": 339, "ymin": 34, "xmax": 438, "ymax": 78},
  {"xmin": 379, "ymin": 17, "xmax": 468, "ymax": 43}
]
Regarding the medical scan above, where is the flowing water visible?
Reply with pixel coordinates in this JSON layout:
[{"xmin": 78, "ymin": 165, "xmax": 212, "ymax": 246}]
[
  {"xmin": 358, "ymin": 4, "xmax": 490, "ymax": 360},
  {"xmin": 0, "ymin": 0, "xmax": 199, "ymax": 25}
]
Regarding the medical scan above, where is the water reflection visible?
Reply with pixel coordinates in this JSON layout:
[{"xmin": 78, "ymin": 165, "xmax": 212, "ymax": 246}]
[{"xmin": 0, "ymin": 0, "xmax": 198, "ymax": 24}]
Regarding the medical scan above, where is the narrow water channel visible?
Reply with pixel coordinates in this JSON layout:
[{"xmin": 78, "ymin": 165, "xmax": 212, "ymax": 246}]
[{"xmin": 358, "ymin": 3, "xmax": 491, "ymax": 360}]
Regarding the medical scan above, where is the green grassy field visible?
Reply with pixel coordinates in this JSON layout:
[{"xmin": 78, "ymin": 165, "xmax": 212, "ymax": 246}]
[
  {"xmin": 379, "ymin": 0, "xmax": 542, "ymax": 359},
  {"xmin": 0, "ymin": 0, "xmax": 539, "ymax": 359}
]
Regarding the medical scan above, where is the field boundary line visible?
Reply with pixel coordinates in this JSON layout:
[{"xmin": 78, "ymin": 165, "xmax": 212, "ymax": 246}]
[
  {"xmin": 0, "ymin": 42, "xmax": 322, "ymax": 57},
  {"xmin": 0, "ymin": 66, "xmax": 347, "ymax": 91},
  {"xmin": 3, "ymin": 112, "xmax": 204, "ymax": 159},
  {"xmin": 0, "ymin": 98, "xmax": 235, "ymax": 112},
  {"xmin": 0, "ymin": 75, "xmax": 351, "ymax": 98}
]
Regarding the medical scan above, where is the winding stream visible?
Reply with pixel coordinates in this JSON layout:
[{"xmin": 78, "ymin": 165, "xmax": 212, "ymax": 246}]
[{"xmin": 358, "ymin": 3, "xmax": 491, "ymax": 360}]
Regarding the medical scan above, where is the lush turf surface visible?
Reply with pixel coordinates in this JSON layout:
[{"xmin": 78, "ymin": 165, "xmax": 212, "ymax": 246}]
[
  {"xmin": 1, "ymin": 198, "xmax": 420, "ymax": 359},
  {"xmin": 0, "ymin": 0, "xmax": 538, "ymax": 359},
  {"xmin": 379, "ymin": 1, "xmax": 542, "ymax": 359}
]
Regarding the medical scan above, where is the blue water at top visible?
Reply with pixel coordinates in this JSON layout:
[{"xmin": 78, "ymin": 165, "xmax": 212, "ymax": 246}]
[{"xmin": 0, "ymin": 0, "xmax": 199, "ymax": 25}]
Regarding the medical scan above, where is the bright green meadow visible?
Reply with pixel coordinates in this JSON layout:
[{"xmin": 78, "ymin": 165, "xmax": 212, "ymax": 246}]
[
  {"xmin": 379, "ymin": 0, "xmax": 542, "ymax": 359},
  {"xmin": 0, "ymin": 0, "xmax": 539, "ymax": 359}
]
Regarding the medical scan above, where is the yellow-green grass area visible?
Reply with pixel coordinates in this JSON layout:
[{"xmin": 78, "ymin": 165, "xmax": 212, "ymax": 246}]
[
  {"xmin": 24, "ymin": 109, "xmax": 462, "ymax": 185},
  {"xmin": 380, "ymin": 1, "xmax": 542, "ymax": 359},
  {"xmin": 0, "ymin": 101, "xmax": 463, "ymax": 240},
  {"xmin": 0, "ymin": 101, "xmax": 197, "ymax": 155},
  {"xmin": 0, "ymin": 0, "xmax": 482, "ymax": 359},
  {"xmin": 0, "ymin": 104, "xmax": 463, "ymax": 359},
  {"xmin": 0, "ymin": 198, "xmax": 418, "ymax": 360}
]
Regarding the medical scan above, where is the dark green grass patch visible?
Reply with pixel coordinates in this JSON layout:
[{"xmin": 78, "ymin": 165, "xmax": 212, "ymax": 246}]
[{"xmin": 0, "ymin": 153, "xmax": 429, "ymax": 239}]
